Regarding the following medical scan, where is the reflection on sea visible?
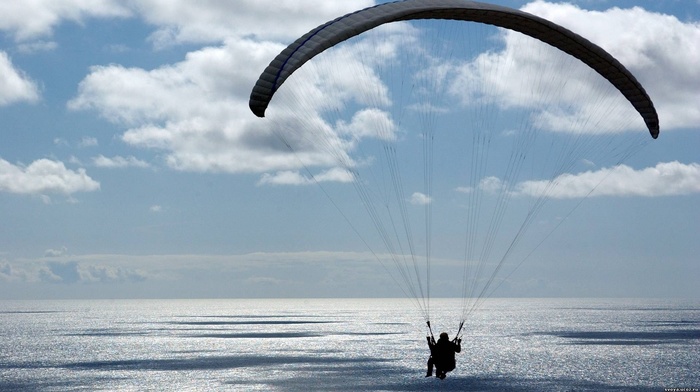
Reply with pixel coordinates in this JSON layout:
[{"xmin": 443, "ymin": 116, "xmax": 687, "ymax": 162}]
[{"xmin": 1, "ymin": 298, "xmax": 698, "ymax": 391}]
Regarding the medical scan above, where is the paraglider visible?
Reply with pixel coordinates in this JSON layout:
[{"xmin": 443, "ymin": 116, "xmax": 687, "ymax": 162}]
[
  {"xmin": 249, "ymin": 0, "xmax": 659, "ymax": 377},
  {"xmin": 426, "ymin": 332, "xmax": 462, "ymax": 379}
]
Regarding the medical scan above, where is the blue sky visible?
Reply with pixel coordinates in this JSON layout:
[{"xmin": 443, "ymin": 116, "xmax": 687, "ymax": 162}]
[{"xmin": 0, "ymin": 0, "xmax": 698, "ymax": 301}]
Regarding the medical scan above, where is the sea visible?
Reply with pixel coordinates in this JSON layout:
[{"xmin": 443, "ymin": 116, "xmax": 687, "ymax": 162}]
[{"xmin": 0, "ymin": 298, "xmax": 698, "ymax": 391}]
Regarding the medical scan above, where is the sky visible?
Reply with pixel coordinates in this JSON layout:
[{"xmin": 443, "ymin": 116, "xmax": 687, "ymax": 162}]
[{"xmin": 0, "ymin": 0, "xmax": 698, "ymax": 301}]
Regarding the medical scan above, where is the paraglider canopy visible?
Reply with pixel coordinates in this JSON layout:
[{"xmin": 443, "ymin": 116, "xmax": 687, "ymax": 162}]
[{"xmin": 249, "ymin": 0, "xmax": 658, "ymax": 138}]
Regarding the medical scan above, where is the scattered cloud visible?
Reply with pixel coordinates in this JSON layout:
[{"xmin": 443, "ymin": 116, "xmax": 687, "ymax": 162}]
[
  {"xmin": 423, "ymin": 2, "xmax": 700, "ymax": 134},
  {"xmin": 410, "ymin": 192, "xmax": 432, "ymax": 205},
  {"xmin": 0, "ymin": 0, "xmax": 374, "ymax": 53},
  {"xmin": 132, "ymin": 0, "xmax": 374, "ymax": 47},
  {"xmin": 515, "ymin": 161, "xmax": 700, "ymax": 198},
  {"xmin": 92, "ymin": 155, "xmax": 150, "ymax": 169},
  {"xmin": 79, "ymin": 264, "xmax": 147, "ymax": 283},
  {"xmin": 45, "ymin": 246, "xmax": 69, "ymax": 258},
  {"xmin": 68, "ymin": 27, "xmax": 404, "ymax": 175},
  {"xmin": 0, "ymin": 52, "xmax": 40, "ymax": 105},
  {"xmin": 258, "ymin": 171, "xmax": 311, "ymax": 186},
  {"xmin": 149, "ymin": 205, "xmax": 162, "ymax": 213},
  {"xmin": 38, "ymin": 261, "xmax": 147, "ymax": 284},
  {"xmin": 460, "ymin": 162, "xmax": 700, "ymax": 199},
  {"xmin": 521, "ymin": 1, "xmax": 700, "ymax": 131},
  {"xmin": 479, "ymin": 176, "xmax": 505, "ymax": 193},
  {"xmin": 0, "ymin": 0, "xmax": 131, "ymax": 42},
  {"xmin": 0, "ymin": 262, "xmax": 26, "ymax": 282},
  {"xmin": 69, "ymin": 39, "xmax": 284, "ymax": 173},
  {"xmin": 0, "ymin": 158, "xmax": 100, "ymax": 195},
  {"xmin": 258, "ymin": 167, "xmax": 353, "ymax": 186},
  {"xmin": 336, "ymin": 108, "xmax": 397, "ymax": 141},
  {"xmin": 456, "ymin": 161, "xmax": 700, "ymax": 199},
  {"xmin": 444, "ymin": 28, "xmax": 644, "ymax": 134}
]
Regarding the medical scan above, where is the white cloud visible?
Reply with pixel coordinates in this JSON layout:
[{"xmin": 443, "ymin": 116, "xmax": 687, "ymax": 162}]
[
  {"xmin": 69, "ymin": 39, "xmax": 288, "ymax": 173},
  {"xmin": 258, "ymin": 167, "xmax": 353, "ymax": 186},
  {"xmin": 45, "ymin": 246, "xmax": 69, "ymax": 257},
  {"xmin": 132, "ymin": 0, "xmax": 374, "ymax": 47},
  {"xmin": 258, "ymin": 171, "xmax": 312, "ymax": 186},
  {"xmin": 149, "ymin": 205, "xmax": 162, "ymax": 213},
  {"xmin": 0, "ymin": 52, "xmax": 40, "ymax": 105},
  {"xmin": 336, "ymin": 108, "xmax": 397, "ymax": 141},
  {"xmin": 36, "ymin": 261, "xmax": 147, "ymax": 284},
  {"xmin": 0, "ymin": 261, "xmax": 28, "ymax": 282},
  {"xmin": 0, "ymin": 0, "xmax": 130, "ymax": 41},
  {"xmin": 479, "ymin": 176, "xmax": 505, "ymax": 193},
  {"xmin": 0, "ymin": 0, "xmax": 374, "ymax": 50},
  {"xmin": 430, "ymin": 2, "xmax": 700, "ymax": 134},
  {"xmin": 314, "ymin": 167, "xmax": 354, "ymax": 183},
  {"xmin": 410, "ymin": 192, "xmax": 432, "ymax": 205},
  {"xmin": 69, "ymin": 24, "xmax": 406, "ymax": 175},
  {"xmin": 521, "ymin": 1, "xmax": 700, "ymax": 131},
  {"xmin": 0, "ymin": 158, "xmax": 100, "ymax": 195},
  {"xmin": 78, "ymin": 264, "xmax": 147, "ymax": 283},
  {"xmin": 444, "ymin": 29, "xmax": 645, "ymax": 134},
  {"xmin": 92, "ymin": 155, "xmax": 150, "ymax": 169},
  {"xmin": 515, "ymin": 161, "xmax": 700, "ymax": 198}
]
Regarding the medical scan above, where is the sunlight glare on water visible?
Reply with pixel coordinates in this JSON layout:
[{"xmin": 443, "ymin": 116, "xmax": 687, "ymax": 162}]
[{"xmin": 0, "ymin": 298, "xmax": 698, "ymax": 391}]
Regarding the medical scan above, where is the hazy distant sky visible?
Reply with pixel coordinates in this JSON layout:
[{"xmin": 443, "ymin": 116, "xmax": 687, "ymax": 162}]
[{"xmin": 1, "ymin": 0, "xmax": 698, "ymax": 300}]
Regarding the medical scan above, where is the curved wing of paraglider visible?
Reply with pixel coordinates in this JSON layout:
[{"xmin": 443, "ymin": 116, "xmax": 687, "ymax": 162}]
[{"xmin": 249, "ymin": 0, "xmax": 658, "ymax": 138}]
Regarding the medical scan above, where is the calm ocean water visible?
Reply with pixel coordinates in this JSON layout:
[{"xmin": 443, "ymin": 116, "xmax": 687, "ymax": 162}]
[{"xmin": 0, "ymin": 298, "xmax": 698, "ymax": 391}]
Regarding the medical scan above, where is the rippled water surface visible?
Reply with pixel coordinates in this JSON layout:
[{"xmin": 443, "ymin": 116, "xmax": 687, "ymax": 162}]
[{"xmin": 1, "ymin": 298, "xmax": 698, "ymax": 391}]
